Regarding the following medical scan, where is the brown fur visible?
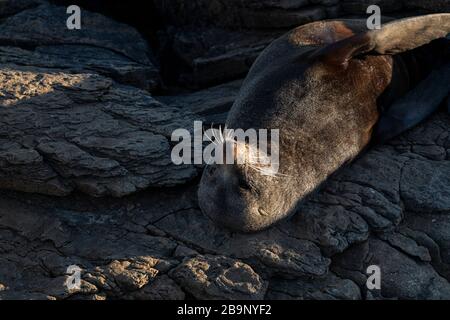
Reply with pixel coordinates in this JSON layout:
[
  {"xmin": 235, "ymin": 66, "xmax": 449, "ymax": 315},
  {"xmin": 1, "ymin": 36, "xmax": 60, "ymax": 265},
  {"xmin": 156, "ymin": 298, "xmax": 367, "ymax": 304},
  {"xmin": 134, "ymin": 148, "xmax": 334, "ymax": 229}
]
[{"xmin": 198, "ymin": 16, "xmax": 450, "ymax": 232}]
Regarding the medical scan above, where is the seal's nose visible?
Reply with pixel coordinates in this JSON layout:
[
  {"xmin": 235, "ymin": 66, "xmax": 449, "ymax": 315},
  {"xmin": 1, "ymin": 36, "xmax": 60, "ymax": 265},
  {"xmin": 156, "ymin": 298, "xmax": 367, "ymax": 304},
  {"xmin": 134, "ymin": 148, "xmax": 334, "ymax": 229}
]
[{"xmin": 198, "ymin": 165, "xmax": 271, "ymax": 233}]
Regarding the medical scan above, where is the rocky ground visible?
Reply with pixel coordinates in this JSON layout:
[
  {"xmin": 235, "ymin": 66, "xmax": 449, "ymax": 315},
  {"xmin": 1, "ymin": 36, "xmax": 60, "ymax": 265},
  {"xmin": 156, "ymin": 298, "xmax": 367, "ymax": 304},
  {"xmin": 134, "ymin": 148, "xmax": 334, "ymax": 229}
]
[{"xmin": 0, "ymin": 0, "xmax": 450, "ymax": 300}]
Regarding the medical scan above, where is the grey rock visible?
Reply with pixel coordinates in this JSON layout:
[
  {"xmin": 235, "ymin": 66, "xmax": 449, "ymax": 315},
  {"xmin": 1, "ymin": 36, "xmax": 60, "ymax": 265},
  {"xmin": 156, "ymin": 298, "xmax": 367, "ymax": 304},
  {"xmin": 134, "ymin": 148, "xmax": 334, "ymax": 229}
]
[
  {"xmin": 379, "ymin": 232, "xmax": 432, "ymax": 262},
  {"xmin": 0, "ymin": 4, "xmax": 150, "ymax": 64},
  {"xmin": 405, "ymin": 214, "xmax": 450, "ymax": 266},
  {"xmin": 240, "ymin": 0, "xmax": 311, "ymax": 10},
  {"xmin": 1, "ymin": 108, "xmax": 450, "ymax": 300},
  {"xmin": 169, "ymin": 255, "xmax": 268, "ymax": 300},
  {"xmin": 238, "ymin": 6, "xmax": 327, "ymax": 29},
  {"xmin": 280, "ymin": 202, "xmax": 370, "ymax": 256},
  {"xmin": 130, "ymin": 275, "xmax": 185, "ymax": 300},
  {"xmin": 157, "ymin": 80, "xmax": 243, "ymax": 125},
  {"xmin": 1, "ymin": 2, "xmax": 450, "ymax": 301},
  {"xmin": 154, "ymin": 0, "xmax": 338, "ymax": 29},
  {"xmin": 0, "ymin": 46, "xmax": 160, "ymax": 91},
  {"xmin": 162, "ymin": 28, "xmax": 280, "ymax": 88},
  {"xmin": 0, "ymin": 3, "xmax": 160, "ymax": 91},
  {"xmin": 341, "ymin": 0, "xmax": 403, "ymax": 14},
  {"xmin": 334, "ymin": 238, "xmax": 450, "ymax": 299},
  {"xmin": 400, "ymin": 159, "xmax": 450, "ymax": 213},
  {"xmin": 411, "ymin": 145, "xmax": 446, "ymax": 160},
  {"xmin": 153, "ymin": 207, "xmax": 330, "ymax": 278},
  {"xmin": 173, "ymin": 245, "xmax": 199, "ymax": 258},
  {"xmin": 0, "ymin": 191, "xmax": 182, "ymax": 300},
  {"xmin": 0, "ymin": 0, "xmax": 43, "ymax": 18},
  {"xmin": 0, "ymin": 65, "xmax": 196, "ymax": 196},
  {"xmin": 405, "ymin": 0, "xmax": 450, "ymax": 12},
  {"xmin": 267, "ymin": 273, "xmax": 361, "ymax": 300}
]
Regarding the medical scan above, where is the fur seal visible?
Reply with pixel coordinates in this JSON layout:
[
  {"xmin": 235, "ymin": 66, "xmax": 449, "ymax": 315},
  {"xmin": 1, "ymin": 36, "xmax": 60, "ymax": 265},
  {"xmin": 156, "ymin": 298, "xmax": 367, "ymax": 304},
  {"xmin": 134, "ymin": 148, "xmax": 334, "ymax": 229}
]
[{"xmin": 198, "ymin": 14, "xmax": 450, "ymax": 233}]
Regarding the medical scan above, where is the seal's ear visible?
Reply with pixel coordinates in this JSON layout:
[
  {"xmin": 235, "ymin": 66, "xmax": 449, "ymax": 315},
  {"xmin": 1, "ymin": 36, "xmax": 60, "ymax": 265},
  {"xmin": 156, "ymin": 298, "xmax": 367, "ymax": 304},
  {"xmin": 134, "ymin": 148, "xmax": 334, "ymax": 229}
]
[{"xmin": 316, "ymin": 14, "xmax": 450, "ymax": 68}]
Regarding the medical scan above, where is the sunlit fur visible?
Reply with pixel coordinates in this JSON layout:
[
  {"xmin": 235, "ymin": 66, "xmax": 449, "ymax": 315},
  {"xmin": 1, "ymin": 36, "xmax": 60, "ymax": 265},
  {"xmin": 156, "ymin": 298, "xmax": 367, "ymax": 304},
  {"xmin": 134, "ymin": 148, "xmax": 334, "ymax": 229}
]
[{"xmin": 198, "ymin": 16, "xmax": 450, "ymax": 233}]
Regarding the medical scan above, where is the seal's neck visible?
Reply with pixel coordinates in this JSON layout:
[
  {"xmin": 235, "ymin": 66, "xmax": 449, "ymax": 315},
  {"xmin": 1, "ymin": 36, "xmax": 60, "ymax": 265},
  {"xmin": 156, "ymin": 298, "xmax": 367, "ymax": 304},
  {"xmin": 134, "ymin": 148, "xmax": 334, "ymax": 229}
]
[
  {"xmin": 397, "ymin": 38, "xmax": 450, "ymax": 90},
  {"xmin": 378, "ymin": 38, "xmax": 450, "ymax": 112}
]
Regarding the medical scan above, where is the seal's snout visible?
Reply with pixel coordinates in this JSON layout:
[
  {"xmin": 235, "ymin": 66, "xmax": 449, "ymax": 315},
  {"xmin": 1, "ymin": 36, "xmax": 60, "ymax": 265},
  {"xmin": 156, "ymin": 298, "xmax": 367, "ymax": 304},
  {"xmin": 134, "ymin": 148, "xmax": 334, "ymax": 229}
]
[{"xmin": 198, "ymin": 164, "xmax": 272, "ymax": 233}]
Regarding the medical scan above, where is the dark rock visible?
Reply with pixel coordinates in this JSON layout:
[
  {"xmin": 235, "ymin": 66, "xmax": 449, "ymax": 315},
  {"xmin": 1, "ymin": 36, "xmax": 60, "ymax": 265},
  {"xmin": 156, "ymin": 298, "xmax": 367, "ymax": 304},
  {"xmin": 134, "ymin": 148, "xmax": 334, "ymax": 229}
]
[
  {"xmin": 1, "ymin": 109, "xmax": 450, "ymax": 300},
  {"xmin": 1, "ymin": 1, "xmax": 450, "ymax": 301},
  {"xmin": 238, "ymin": 6, "xmax": 327, "ymax": 29},
  {"xmin": 267, "ymin": 273, "xmax": 361, "ymax": 300},
  {"xmin": 334, "ymin": 238, "xmax": 450, "ymax": 299},
  {"xmin": 161, "ymin": 28, "xmax": 280, "ymax": 88},
  {"xmin": 0, "ymin": 0, "xmax": 43, "ymax": 18},
  {"xmin": 154, "ymin": 0, "xmax": 339, "ymax": 29},
  {"xmin": 130, "ymin": 275, "xmax": 185, "ymax": 300},
  {"xmin": 379, "ymin": 232, "xmax": 432, "ymax": 262},
  {"xmin": 0, "ymin": 4, "xmax": 150, "ymax": 64},
  {"xmin": 0, "ymin": 3, "xmax": 160, "ymax": 91},
  {"xmin": 405, "ymin": 0, "xmax": 450, "ymax": 12},
  {"xmin": 400, "ymin": 160, "xmax": 450, "ymax": 214},
  {"xmin": 405, "ymin": 214, "xmax": 450, "ymax": 266},
  {"xmin": 153, "ymin": 207, "xmax": 331, "ymax": 278},
  {"xmin": 341, "ymin": 0, "xmax": 404, "ymax": 14}
]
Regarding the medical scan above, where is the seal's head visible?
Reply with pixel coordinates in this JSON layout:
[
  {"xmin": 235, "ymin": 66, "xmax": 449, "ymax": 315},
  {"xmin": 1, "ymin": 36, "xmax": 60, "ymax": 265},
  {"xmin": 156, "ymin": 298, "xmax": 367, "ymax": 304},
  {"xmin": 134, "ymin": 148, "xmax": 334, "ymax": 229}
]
[{"xmin": 198, "ymin": 14, "xmax": 450, "ymax": 233}]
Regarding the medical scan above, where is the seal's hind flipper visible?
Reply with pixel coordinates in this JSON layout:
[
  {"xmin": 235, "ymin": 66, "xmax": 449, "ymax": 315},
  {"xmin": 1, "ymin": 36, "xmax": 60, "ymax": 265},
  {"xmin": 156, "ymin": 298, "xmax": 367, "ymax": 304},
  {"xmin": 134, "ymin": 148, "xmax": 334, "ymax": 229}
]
[{"xmin": 374, "ymin": 63, "xmax": 450, "ymax": 143}]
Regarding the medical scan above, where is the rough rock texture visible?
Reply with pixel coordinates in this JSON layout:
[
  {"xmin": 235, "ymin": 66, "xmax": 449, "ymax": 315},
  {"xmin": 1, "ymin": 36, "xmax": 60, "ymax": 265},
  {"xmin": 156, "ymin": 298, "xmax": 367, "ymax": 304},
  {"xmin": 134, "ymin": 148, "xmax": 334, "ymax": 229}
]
[
  {"xmin": 154, "ymin": 0, "xmax": 450, "ymax": 87},
  {"xmin": 153, "ymin": 0, "xmax": 340, "ymax": 28},
  {"xmin": 341, "ymin": 0, "xmax": 403, "ymax": 14},
  {"xmin": 0, "ymin": 2, "xmax": 160, "ymax": 91},
  {"xmin": 170, "ymin": 255, "xmax": 267, "ymax": 300},
  {"xmin": 0, "ymin": 0, "xmax": 44, "ymax": 18},
  {"xmin": 1, "ymin": 0, "xmax": 450, "ymax": 300},
  {"xmin": 1, "ymin": 112, "xmax": 450, "ymax": 300},
  {"xmin": 157, "ymin": 80, "xmax": 243, "ymax": 125},
  {"xmin": 405, "ymin": 0, "xmax": 450, "ymax": 13},
  {"xmin": 153, "ymin": 0, "xmax": 450, "ymax": 28},
  {"xmin": 0, "ymin": 66, "xmax": 197, "ymax": 197},
  {"xmin": 159, "ymin": 28, "xmax": 281, "ymax": 88}
]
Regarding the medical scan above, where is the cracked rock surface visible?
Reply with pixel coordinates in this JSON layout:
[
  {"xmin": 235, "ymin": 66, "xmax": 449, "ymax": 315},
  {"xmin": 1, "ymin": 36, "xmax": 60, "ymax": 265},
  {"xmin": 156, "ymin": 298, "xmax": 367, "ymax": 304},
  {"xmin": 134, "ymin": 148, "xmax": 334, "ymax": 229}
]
[
  {"xmin": 0, "ymin": 2, "xmax": 160, "ymax": 91},
  {"xmin": 1, "ymin": 112, "xmax": 450, "ymax": 300},
  {"xmin": 1, "ymin": 0, "xmax": 450, "ymax": 300},
  {"xmin": 0, "ymin": 66, "xmax": 197, "ymax": 196}
]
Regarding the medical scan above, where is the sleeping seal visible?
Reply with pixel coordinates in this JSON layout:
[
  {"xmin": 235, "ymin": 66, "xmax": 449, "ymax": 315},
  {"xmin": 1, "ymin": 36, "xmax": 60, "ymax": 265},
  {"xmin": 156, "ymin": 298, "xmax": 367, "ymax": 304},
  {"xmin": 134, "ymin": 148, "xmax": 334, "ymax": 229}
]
[{"xmin": 198, "ymin": 14, "xmax": 450, "ymax": 233}]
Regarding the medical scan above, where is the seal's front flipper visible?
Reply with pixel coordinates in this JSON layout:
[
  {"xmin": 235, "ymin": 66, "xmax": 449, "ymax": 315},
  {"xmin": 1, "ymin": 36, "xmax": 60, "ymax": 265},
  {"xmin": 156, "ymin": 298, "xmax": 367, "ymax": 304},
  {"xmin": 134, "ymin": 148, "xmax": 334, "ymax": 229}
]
[{"xmin": 374, "ymin": 63, "xmax": 450, "ymax": 143}]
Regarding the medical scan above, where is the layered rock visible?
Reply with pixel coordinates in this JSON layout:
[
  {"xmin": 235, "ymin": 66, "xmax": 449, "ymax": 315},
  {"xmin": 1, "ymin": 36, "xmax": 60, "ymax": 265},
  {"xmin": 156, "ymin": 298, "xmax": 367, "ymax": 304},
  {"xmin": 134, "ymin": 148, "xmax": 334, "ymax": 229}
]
[
  {"xmin": 2, "ymin": 111, "xmax": 450, "ymax": 299},
  {"xmin": 159, "ymin": 28, "xmax": 280, "ymax": 88},
  {"xmin": 153, "ymin": 0, "xmax": 449, "ymax": 87},
  {"xmin": 157, "ymin": 79, "xmax": 243, "ymax": 125},
  {"xmin": 0, "ymin": 3, "xmax": 160, "ymax": 91},
  {"xmin": 0, "ymin": 0, "xmax": 450, "ymax": 301},
  {"xmin": 153, "ymin": 0, "xmax": 341, "ymax": 28},
  {"xmin": 170, "ymin": 255, "xmax": 268, "ymax": 300},
  {"xmin": 0, "ymin": 66, "xmax": 197, "ymax": 196}
]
